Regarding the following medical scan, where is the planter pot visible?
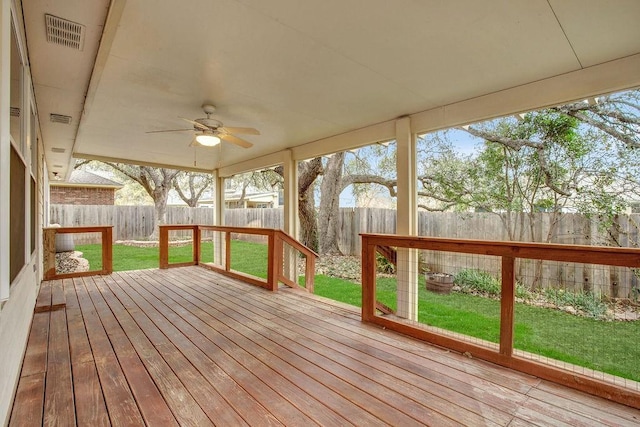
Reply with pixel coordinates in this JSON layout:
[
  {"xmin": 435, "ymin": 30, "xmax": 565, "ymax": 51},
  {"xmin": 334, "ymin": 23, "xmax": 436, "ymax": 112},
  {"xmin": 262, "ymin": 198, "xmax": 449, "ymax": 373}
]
[{"xmin": 426, "ymin": 272, "xmax": 454, "ymax": 294}]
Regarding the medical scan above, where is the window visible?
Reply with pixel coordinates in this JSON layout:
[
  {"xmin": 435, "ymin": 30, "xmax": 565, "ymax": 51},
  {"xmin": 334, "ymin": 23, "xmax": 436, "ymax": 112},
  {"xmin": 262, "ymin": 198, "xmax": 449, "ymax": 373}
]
[
  {"xmin": 30, "ymin": 177, "xmax": 36, "ymax": 255},
  {"xmin": 10, "ymin": 146, "xmax": 26, "ymax": 283}
]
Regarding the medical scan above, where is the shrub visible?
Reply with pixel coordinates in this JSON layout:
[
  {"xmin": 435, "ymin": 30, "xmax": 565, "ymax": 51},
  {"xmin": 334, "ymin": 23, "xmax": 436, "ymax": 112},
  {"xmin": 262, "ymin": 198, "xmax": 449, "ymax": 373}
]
[
  {"xmin": 543, "ymin": 288, "xmax": 608, "ymax": 319},
  {"xmin": 376, "ymin": 252, "xmax": 396, "ymax": 274},
  {"xmin": 455, "ymin": 269, "xmax": 501, "ymax": 296},
  {"xmin": 454, "ymin": 268, "xmax": 531, "ymax": 300}
]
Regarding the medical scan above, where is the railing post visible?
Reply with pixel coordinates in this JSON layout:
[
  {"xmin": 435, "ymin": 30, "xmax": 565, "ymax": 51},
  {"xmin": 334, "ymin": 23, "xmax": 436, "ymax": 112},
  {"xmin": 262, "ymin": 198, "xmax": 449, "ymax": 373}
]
[
  {"xmin": 193, "ymin": 225, "xmax": 201, "ymax": 265},
  {"xmin": 361, "ymin": 237, "xmax": 377, "ymax": 322},
  {"xmin": 268, "ymin": 231, "xmax": 282, "ymax": 291},
  {"xmin": 103, "ymin": 226, "xmax": 113, "ymax": 274},
  {"xmin": 225, "ymin": 231, "xmax": 231, "ymax": 271},
  {"xmin": 305, "ymin": 254, "xmax": 315, "ymax": 293},
  {"xmin": 500, "ymin": 256, "xmax": 516, "ymax": 357},
  {"xmin": 43, "ymin": 228, "xmax": 57, "ymax": 280},
  {"xmin": 159, "ymin": 226, "xmax": 169, "ymax": 269}
]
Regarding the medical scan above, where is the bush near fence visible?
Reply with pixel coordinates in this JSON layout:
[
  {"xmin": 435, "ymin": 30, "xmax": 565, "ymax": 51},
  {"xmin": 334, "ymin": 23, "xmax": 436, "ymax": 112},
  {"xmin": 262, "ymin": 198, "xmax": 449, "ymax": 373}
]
[{"xmin": 50, "ymin": 204, "xmax": 640, "ymax": 298}]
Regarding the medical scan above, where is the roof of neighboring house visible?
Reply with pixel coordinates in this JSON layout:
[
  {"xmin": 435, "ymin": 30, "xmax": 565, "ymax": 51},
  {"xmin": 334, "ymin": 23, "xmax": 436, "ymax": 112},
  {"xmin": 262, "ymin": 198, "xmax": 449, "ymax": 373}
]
[
  {"xmin": 50, "ymin": 170, "xmax": 123, "ymax": 189},
  {"xmin": 193, "ymin": 191, "xmax": 279, "ymax": 206},
  {"xmin": 225, "ymin": 191, "xmax": 278, "ymax": 202}
]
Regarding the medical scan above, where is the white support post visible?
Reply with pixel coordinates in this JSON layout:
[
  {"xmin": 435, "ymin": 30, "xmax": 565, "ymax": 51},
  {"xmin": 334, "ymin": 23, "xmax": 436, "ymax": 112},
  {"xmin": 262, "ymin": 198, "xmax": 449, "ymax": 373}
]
[
  {"xmin": 395, "ymin": 117, "xmax": 418, "ymax": 320},
  {"xmin": 213, "ymin": 170, "xmax": 226, "ymax": 268},
  {"xmin": 282, "ymin": 150, "xmax": 298, "ymax": 282}
]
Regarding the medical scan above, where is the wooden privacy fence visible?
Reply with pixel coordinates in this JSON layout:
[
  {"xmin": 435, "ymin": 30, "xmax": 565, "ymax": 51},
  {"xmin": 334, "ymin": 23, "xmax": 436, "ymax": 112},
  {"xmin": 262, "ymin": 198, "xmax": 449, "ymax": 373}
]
[
  {"xmin": 49, "ymin": 205, "xmax": 283, "ymax": 243},
  {"xmin": 50, "ymin": 205, "xmax": 640, "ymax": 297}
]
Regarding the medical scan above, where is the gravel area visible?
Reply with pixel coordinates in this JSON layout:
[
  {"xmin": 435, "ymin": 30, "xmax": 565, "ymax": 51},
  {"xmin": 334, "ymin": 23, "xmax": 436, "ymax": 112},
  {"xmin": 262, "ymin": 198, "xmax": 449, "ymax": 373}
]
[{"xmin": 56, "ymin": 251, "xmax": 89, "ymax": 274}]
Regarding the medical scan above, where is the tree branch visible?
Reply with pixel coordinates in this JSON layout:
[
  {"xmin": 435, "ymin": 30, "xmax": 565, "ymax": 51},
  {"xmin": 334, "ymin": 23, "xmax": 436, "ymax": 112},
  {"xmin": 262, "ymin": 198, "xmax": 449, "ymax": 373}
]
[
  {"xmin": 461, "ymin": 126, "xmax": 542, "ymax": 150},
  {"xmin": 341, "ymin": 174, "xmax": 397, "ymax": 197}
]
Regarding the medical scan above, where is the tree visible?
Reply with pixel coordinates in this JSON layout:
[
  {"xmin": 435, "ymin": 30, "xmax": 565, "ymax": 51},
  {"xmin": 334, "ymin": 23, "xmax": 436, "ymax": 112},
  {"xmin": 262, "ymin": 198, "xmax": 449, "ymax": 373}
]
[
  {"xmin": 172, "ymin": 171, "xmax": 214, "ymax": 207},
  {"xmin": 317, "ymin": 153, "xmax": 345, "ymax": 254},
  {"xmin": 88, "ymin": 163, "xmax": 180, "ymax": 239},
  {"xmin": 273, "ymin": 157, "xmax": 322, "ymax": 250},
  {"xmin": 415, "ymin": 92, "xmax": 640, "ymax": 247}
]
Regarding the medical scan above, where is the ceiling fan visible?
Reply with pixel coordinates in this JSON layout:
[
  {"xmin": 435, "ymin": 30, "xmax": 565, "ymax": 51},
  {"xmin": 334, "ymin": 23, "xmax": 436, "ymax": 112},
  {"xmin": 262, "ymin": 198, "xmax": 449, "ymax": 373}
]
[{"xmin": 146, "ymin": 104, "xmax": 259, "ymax": 148}]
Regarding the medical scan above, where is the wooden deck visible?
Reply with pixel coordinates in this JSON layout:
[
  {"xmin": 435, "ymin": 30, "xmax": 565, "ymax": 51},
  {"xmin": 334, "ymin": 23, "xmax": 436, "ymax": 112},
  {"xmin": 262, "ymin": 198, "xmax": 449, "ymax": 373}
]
[{"xmin": 10, "ymin": 267, "xmax": 640, "ymax": 426}]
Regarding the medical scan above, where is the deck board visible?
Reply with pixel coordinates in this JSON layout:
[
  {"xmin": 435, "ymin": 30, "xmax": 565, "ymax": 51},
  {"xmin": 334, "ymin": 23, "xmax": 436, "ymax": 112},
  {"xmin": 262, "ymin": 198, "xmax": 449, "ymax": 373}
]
[
  {"xmin": 161, "ymin": 268, "xmax": 493, "ymax": 426},
  {"xmin": 65, "ymin": 278, "xmax": 110, "ymax": 426},
  {"xmin": 11, "ymin": 266, "xmax": 640, "ymax": 426},
  {"xmin": 43, "ymin": 308, "xmax": 75, "ymax": 426},
  {"xmin": 74, "ymin": 276, "xmax": 147, "ymax": 426}
]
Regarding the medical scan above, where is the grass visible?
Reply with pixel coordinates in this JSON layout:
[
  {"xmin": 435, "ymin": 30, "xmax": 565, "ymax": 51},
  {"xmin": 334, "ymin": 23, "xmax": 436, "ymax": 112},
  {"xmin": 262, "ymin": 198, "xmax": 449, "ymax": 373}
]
[
  {"xmin": 312, "ymin": 271, "xmax": 639, "ymax": 382},
  {"xmin": 75, "ymin": 240, "xmax": 639, "ymax": 382},
  {"xmin": 77, "ymin": 241, "xmax": 259, "ymax": 273},
  {"xmin": 77, "ymin": 242, "xmax": 214, "ymax": 272}
]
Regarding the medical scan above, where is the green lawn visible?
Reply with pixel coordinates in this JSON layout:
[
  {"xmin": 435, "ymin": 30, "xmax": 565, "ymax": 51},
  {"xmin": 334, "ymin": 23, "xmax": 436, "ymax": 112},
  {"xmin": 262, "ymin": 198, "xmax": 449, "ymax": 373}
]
[
  {"xmin": 77, "ymin": 240, "xmax": 262, "ymax": 274},
  {"xmin": 76, "ymin": 240, "xmax": 639, "ymax": 382},
  {"xmin": 320, "ymin": 275, "xmax": 640, "ymax": 383}
]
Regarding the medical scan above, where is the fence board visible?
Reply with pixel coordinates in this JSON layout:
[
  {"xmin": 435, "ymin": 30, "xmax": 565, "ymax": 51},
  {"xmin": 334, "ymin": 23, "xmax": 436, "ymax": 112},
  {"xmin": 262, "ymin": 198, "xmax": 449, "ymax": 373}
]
[{"xmin": 50, "ymin": 205, "xmax": 640, "ymax": 297}]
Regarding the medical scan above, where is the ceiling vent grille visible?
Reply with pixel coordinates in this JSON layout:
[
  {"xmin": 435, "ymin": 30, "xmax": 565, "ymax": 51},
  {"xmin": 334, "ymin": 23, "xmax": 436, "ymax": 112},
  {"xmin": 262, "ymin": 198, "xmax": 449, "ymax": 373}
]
[
  {"xmin": 50, "ymin": 113, "xmax": 72, "ymax": 124},
  {"xmin": 45, "ymin": 14, "xmax": 85, "ymax": 51},
  {"xmin": 10, "ymin": 107, "xmax": 20, "ymax": 117},
  {"xmin": 51, "ymin": 147, "xmax": 66, "ymax": 154}
]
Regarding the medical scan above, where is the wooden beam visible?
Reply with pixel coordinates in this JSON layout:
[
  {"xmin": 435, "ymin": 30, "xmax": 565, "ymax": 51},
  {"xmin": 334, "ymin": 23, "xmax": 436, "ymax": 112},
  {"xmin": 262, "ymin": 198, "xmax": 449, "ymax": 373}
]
[{"xmin": 411, "ymin": 54, "xmax": 640, "ymax": 135}]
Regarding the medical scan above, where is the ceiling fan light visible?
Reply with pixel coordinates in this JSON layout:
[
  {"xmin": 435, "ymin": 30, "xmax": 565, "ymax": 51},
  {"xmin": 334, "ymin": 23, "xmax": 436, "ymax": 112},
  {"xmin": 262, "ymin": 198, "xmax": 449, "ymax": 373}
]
[{"xmin": 196, "ymin": 134, "xmax": 221, "ymax": 146}]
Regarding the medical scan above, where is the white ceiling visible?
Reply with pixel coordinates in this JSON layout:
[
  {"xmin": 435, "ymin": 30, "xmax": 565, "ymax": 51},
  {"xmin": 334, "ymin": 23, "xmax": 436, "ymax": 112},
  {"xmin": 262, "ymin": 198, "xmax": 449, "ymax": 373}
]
[{"xmin": 22, "ymin": 0, "xmax": 640, "ymax": 178}]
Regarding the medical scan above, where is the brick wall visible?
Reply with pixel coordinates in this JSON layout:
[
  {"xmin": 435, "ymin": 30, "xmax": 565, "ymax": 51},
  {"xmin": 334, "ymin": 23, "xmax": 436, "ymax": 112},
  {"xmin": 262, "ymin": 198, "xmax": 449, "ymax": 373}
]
[{"xmin": 50, "ymin": 186, "xmax": 116, "ymax": 205}]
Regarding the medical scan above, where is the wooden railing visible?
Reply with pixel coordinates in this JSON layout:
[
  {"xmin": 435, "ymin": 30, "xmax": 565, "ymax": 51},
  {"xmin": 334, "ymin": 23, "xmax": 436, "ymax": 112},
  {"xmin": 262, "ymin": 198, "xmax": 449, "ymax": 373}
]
[
  {"xmin": 361, "ymin": 233, "xmax": 640, "ymax": 409},
  {"xmin": 159, "ymin": 225, "xmax": 317, "ymax": 292},
  {"xmin": 43, "ymin": 226, "xmax": 113, "ymax": 280}
]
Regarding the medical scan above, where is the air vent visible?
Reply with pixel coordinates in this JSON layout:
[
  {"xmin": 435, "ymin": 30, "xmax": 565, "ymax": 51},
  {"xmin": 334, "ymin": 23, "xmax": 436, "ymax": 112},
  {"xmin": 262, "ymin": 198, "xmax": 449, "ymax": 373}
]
[
  {"xmin": 50, "ymin": 113, "xmax": 72, "ymax": 124},
  {"xmin": 53, "ymin": 164, "xmax": 63, "ymax": 168},
  {"xmin": 45, "ymin": 14, "xmax": 85, "ymax": 51},
  {"xmin": 10, "ymin": 107, "xmax": 20, "ymax": 117},
  {"xmin": 51, "ymin": 147, "xmax": 66, "ymax": 154}
]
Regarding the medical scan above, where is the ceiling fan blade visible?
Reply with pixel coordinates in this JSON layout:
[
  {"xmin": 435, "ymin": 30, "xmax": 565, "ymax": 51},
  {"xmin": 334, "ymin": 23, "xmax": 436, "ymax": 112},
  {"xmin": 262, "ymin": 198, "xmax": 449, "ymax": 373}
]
[
  {"xmin": 220, "ymin": 126, "xmax": 260, "ymax": 135},
  {"xmin": 220, "ymin": 133, "xmax": 253, "ymax": 148},
  {"xmin": 146, "ymin": 128, "xmax": 193, "ymax": 134},
  {"xmin": 179, "ymin": 117, "xmax": 208, "ymax": 130}
]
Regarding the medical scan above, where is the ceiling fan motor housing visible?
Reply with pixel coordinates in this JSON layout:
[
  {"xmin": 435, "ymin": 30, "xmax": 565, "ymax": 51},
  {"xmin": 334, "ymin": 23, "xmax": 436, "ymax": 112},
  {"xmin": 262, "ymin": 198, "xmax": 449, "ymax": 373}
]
[{"xmin": 195, "ymin": 118, "xmax": 223, "ymax": 129}]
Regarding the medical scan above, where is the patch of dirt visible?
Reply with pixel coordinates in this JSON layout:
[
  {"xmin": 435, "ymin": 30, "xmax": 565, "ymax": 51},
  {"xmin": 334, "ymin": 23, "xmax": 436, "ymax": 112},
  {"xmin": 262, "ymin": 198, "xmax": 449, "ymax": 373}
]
[{"xmin": 308, "ymin": 254, "xmax": 363, "ymax": 282}]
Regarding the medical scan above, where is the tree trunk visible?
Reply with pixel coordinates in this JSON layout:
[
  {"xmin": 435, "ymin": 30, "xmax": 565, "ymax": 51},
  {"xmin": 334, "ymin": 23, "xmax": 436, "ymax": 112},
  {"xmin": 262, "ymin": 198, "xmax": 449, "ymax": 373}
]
[
  {"xmin": 318, "ymin": 153, "xmax": 344, "ymax": 254},
  {"xmin": 274, "ymin": 157, "xmax": 323, "ymax": 251},
  {"xmin": 299, "ymin": 185, "xmax": 318, "ymax": 251},
  {"xmin": 149, "ymin": 186, "xmax": 169, "ymax": 240}
]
